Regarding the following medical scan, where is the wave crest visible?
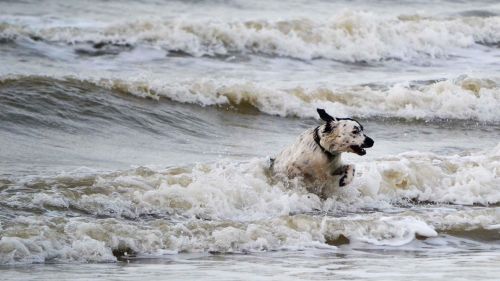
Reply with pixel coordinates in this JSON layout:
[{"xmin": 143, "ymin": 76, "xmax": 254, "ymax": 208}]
[
  {"xmin": 2, "ymin": 11, "xmax": 500, "ymax": 61},
  {"xmin": 95, "ymin": 75, "xmax": 500, "ymax": 122},
  {"xmin": 2, "ymin": 74, "xmax": 499, "ymax": 122}
]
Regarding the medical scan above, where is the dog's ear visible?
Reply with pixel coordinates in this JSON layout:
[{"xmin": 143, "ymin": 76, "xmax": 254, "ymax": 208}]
[{"xmin": 317, "ymin": 108, "xmax": 336, "ymax": 122}]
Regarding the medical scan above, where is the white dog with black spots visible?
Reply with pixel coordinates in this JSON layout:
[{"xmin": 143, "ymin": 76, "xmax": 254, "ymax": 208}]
[{"xmin": 271, "ymin": 108, "xmax": 374, "ymax": 198}]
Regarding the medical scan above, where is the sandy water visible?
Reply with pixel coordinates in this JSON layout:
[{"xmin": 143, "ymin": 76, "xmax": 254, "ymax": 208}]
[{"xmin": 1, "ymin": 0, "xmax": 500, "ymax": 280}]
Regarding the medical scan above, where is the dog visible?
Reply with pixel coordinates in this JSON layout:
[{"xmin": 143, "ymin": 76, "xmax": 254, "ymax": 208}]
[{"xmin": 271, "ymin": 108, "xmax": 374, "ymax": 198}]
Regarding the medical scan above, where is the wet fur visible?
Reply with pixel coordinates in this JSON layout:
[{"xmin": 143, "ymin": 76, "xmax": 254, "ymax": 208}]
[{"xmin": 272, "ymin": 109, "xmax": 373, "ymax": 198}]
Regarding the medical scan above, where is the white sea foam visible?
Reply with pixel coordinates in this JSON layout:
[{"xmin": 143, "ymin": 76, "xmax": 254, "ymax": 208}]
[
  {"xmin": 93, "ymin": 74, "xmax": 500, "ymax": 122},
  {"xmin": 2, "ymin": 72, "xmax": 499, "ymax": 122},
  {"xmin": 352, "ymin": 144, "xmax": 500, "ymax": 206},
  {"xmin": 1, "ymin": 145, "xmax": 499, "ymax": 264},
  {"xmin": 1, "ymin": 11, "xmax": 500, "ymax": 62}
]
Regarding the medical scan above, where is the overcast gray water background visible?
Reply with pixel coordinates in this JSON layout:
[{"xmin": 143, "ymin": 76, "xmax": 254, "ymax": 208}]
[{"xmin": 1, "ymin": 0, "xmax": 500, "ymax": 280}]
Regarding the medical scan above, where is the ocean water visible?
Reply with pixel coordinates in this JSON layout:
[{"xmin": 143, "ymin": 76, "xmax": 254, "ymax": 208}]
[{"xmin": 1, "ymin": 0, "xmax": 500, "ymax": 280}]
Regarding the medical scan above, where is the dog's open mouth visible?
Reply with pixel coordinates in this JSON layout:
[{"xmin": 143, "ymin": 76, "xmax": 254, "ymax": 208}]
[{"xmin": 350, "ymin": 145, "xmax": 366, "ymax": 156}]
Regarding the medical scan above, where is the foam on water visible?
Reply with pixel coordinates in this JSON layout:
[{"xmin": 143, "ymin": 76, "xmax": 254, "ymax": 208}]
[
  {"xmin": 1, "ymin": 1, "xmax": 500, "ymax": 277},
  {"xmin": 1, "ymin": 145, "xmax": 499, "ymax": 264},
  {"xmin": 351, "ymin": 144, "xmax": 500, "ymax": 206},
  {"xmin": 94, "ymin": 74, "xmax": 500, "ymax": 122},
  {"xmin": 2, "ymin": 74, "xmax": 498, "ymax": 122},
  {"xmin": 1, "ymin": 11, "xmax": 500, "ymax": 62}
]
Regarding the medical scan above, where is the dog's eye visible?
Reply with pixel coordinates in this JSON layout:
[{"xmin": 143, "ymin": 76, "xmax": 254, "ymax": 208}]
[{"xmin": 352, "ymin": 128, "xmax": 360, "ymax": 134}]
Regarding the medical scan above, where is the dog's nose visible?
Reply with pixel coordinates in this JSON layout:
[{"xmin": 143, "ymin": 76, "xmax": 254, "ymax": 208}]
[{"xmin": 363, "ymin": 136, "xmax": 374, "ymax": 148}]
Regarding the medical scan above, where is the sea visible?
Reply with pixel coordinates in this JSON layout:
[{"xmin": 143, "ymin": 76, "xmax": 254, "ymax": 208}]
[{"xmin": 1, "ymin": 0, "xmax": 500, "ymax": 280}]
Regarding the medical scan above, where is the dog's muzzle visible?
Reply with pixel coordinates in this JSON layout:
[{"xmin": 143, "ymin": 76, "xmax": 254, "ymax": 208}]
[{"xmin": 350, "ymin": 136, "xmax": 374, "ymax": 156}]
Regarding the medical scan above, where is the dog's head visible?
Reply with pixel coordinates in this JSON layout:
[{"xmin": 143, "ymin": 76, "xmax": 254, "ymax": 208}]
[{"xmin": 316, "ymin": 108, "xmax": 374, "ymax": 156}]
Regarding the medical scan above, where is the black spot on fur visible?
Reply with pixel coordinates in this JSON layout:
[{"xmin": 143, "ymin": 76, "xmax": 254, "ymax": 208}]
[
  {"xmin": 336, "ymin": 118, "xmax": 364, "ymax": 131},
  {"xmin": 323, "ymin": 122, "xmax": 333, "ymax": 133},
  {"xmin": 339, "ymin": 175, "xmax": 347, "ymax": 186}
]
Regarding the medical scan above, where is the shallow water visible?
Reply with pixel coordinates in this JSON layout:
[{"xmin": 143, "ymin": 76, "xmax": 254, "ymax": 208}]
[
  {"xmin": 1, "ymin": 0, "xmax": 500, "ymax": 280},
  {"xmin": 3, "ymin": 249, "xmax": 500, "ymax": 281}
]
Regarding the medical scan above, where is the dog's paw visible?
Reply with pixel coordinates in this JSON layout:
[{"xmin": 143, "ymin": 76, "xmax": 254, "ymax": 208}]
[{"xmin": 339, "ymin": 165, "xmax": 355, "ymax": 187}]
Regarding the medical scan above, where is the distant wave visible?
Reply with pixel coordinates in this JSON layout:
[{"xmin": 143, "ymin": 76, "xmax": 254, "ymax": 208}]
[
  {"xmin": 1, "ymin": 74, "xmax": 499, "ymax": 122},
  {"xmin": 1, "ymin": 145, "xmax": 499, "ymax": 263},
  {"xmin": 1, "ymin": 11, "xmax": 500, "ymax": 62}
]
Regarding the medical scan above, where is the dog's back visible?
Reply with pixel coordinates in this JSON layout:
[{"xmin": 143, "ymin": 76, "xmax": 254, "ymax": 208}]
[
  {"xmin": 272, "ymin": 128, "xmax": 343, "ymax": 197},
  {"xmin": 273, "ymin": 128, "xmax": 339, "ymax": 179}
]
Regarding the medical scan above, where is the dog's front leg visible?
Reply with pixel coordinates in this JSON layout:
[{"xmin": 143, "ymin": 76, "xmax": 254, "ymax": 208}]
[{"xmin": 333, "ymin": 165, "xmax": 355, "ymax": 187}]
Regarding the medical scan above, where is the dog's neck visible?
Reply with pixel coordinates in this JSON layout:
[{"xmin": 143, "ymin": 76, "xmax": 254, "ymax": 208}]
[{"xmin": 313, "ymin": 126, "xmax": 339, "ymax": 160}]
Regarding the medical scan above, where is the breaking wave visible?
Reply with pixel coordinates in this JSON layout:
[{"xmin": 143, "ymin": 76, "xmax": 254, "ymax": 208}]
[
  {"xmin": 1, "ymin": 11, "xmax": 500, "ymax": 62},
  {"xmin": 1, "ymin": 145, "xmax": 499, "ymax": 264},
  {"xmin": 3, "ymin": 74, "xmax": 498, "ymax": 122},
  {"xmin": 98, "ymin": 75, "xmax": 500, "ymax": 122}
]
